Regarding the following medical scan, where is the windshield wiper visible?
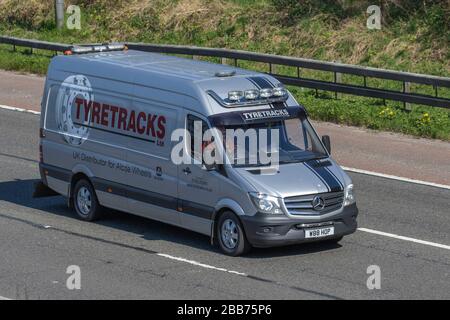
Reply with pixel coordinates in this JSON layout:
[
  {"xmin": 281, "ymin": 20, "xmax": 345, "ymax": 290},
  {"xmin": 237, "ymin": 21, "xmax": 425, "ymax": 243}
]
[{"xmin": 279, "ymin": 155, "xmax": 328, "ymax": 164}]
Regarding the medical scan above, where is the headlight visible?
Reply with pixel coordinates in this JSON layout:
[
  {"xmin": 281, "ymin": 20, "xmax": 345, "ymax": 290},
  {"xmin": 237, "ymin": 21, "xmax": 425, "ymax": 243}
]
[
  {"xmin": 249, "ymin": 192, "xmax": 283, "ymax": 214},
  {"xmin": 344, "ymin": 184, "xmax": 355, "ymax": 206}
]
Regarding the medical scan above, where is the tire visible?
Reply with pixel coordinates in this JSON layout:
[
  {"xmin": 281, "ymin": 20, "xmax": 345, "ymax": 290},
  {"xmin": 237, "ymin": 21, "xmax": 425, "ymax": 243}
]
[
  {"xmin": 72, "ymin": 179, "xmax": 102, "ymax": 221},
  {"xmin": 217, "ymin": 211, "xmax": 251, "ymax": 256}
]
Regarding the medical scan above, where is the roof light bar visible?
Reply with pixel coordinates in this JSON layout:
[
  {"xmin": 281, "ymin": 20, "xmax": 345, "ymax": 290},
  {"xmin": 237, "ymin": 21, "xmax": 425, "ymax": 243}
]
[
  {"xmin": 67, "ymin": 43, "xmax": 127, "ymax": 55},
  {"xmin": 207, "ymin": 87, "xmax": 289, "ymax": 108}
]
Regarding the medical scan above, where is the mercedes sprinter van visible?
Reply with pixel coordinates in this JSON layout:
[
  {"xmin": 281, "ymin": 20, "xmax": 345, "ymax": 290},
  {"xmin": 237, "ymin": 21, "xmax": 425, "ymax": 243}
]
[{"xmin": 36, "ymin": 45, "xmax": 358, "ymax": 256}]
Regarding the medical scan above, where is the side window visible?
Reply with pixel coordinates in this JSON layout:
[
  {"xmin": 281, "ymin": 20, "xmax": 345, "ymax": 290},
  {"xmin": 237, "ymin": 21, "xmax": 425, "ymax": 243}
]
[{"xmin": 186, "ymin": 114, "xmax": 211, "ymax": 163}]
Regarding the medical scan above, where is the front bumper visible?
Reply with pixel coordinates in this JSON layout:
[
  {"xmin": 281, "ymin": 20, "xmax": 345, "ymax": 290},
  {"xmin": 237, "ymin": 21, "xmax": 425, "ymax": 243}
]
[{"xmin": 240, "ymin": 203, "xmax": 358, "ymax": 248}]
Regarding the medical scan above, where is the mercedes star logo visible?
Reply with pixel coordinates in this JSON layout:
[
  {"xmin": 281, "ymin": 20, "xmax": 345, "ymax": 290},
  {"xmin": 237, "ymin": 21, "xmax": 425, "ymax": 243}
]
[{"xmin": 312, "ymin": 195, "xmax": 325, "ymax": 211}]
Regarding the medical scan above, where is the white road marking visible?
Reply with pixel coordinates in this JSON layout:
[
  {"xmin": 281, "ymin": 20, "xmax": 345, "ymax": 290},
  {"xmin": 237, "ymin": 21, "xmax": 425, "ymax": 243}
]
[
  {"xmin": 157, "ymin": 253, "xmax": 247, "ymax": 276},
  {"xmin": 0, "ymin": 295, "xmax": 11, "ymax": 300},
  {"xmin": 343, "ymin": 166, "xmax": 450, "ymax": 190},
  {"xmin": 358, "ymin": 228, "xmax": 450, "ymax": 250},
  {"xmin": 0, "ymin": 104, "xmax": 40, "ymax": 115}
]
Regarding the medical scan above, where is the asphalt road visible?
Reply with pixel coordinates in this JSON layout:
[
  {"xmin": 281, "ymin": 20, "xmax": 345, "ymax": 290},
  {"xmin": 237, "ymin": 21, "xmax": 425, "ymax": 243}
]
[{"xmin": 0, "ymin": 108, "xmax": 449, "ymax": 300}]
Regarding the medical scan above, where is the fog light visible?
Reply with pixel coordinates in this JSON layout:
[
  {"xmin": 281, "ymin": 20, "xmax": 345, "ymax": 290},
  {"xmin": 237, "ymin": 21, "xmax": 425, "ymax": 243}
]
[
  {"xmin": 260, "ymin": 88, "xmax": 273, "ymax": 98},
  {"xmin": 244, "ymin": 89, "xmax": 259, "ymax": 100},
  {"xmin": 272, "ymin": 85, "xmax": 287, "ymax": 97},
  {"xmin": 228, "ymin": 90, "xmax": 244, "ymax": 101}
]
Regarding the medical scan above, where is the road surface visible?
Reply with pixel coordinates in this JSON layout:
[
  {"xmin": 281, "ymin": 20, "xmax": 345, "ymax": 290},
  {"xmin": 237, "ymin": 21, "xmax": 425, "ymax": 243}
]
[{"xmin": 0, "ymin": 108, "xmax": 449, "ymax": 299}]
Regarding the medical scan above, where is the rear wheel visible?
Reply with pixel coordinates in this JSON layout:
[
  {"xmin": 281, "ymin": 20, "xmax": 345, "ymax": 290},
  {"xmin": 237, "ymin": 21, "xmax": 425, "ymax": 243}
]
[
  {"xmin": 73, "ymin": 179, "xmax": 102, "ymax": 221},
  {"xmin": 217, "ymin": 211, "xmax": 251, "ymax": 256}
]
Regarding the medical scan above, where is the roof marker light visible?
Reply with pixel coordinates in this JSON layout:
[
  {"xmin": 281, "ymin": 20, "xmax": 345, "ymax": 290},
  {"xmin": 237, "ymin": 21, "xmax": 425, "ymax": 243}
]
[{"xmin": 215, "ymin": 70, "xmax": 236, "ymax": 77}]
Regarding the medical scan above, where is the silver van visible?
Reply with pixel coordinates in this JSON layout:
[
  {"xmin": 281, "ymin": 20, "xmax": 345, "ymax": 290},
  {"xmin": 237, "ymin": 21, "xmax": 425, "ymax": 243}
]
[{"xmin": 36, "ymin": 45, "xmax": 358, "ymax": 256}]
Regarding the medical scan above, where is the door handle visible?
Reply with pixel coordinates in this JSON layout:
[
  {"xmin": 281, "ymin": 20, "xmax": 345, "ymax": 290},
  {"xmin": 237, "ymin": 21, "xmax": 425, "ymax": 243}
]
[{"xmin": 182, "ymin": 167, "xmax": 191, "ymax": 175}]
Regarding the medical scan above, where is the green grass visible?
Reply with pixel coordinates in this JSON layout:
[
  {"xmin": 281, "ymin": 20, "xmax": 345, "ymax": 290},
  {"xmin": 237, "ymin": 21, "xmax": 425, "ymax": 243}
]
[
  {"xmin": 0, "ymin": 0, "xmax": 449, "ymax": 140},
  {"xmin": 0, "ymin": 44, "xmax": 52, "ymax": 74}
]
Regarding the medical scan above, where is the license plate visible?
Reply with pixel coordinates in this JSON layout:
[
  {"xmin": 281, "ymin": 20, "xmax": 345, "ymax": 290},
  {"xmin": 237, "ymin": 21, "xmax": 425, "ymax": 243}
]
[{"xmin": 305, "ymin": 226, "xmax": 334, "ymax": 239}]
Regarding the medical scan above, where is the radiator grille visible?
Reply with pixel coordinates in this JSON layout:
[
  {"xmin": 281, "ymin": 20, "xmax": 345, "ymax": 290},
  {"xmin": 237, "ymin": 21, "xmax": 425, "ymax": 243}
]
[{"xmin": 284, "ymin": 191, "xmax": 344, "ymax": 215}]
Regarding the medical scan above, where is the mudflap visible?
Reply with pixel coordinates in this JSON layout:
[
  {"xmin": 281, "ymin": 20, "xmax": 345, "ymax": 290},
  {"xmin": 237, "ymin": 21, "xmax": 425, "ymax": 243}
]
[{"xmin": 32, "ymin": 181, "xmax": 59, "ymax": 198}]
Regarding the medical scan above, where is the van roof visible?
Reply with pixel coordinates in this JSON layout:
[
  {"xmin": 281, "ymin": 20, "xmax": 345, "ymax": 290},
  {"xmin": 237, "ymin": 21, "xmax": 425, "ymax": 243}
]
[
  {"xmin": 65, "ymin": 49, "xmax": 258, "ymax": 82},
  {"xmin": 49, "ymin": 49, "xmax": 298, "ymax": 116}
]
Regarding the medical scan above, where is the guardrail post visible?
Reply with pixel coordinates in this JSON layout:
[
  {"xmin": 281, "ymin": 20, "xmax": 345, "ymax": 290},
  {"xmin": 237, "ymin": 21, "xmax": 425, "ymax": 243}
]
[
  {"xmin": 334, "ymin": 60, "xmax": 342, "ymax": 99},
  {"xmin": 221, "ymin": 57, "xmax": 227, "ymax": 65},
  {"xmin": 334, "ymin": 72, "xmax": 342, "ymax": 99},
  {"xmin": 269, "ymin": 63, "xmax": 278, "ymax": 75},
  {"xmin": 55, "ymin": 0, "xmax": 65, "ymax": 30},
  {"xmin": 403, "ymin": 81, "xmax": 412, "ymax": 111}
]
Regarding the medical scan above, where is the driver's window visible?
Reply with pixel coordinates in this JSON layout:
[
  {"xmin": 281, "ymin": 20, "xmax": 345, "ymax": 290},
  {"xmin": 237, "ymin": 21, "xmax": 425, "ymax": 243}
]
[
  {"xmin": 186, "ymin": 114, "xmax": 211, "ymax": 163},
  {"xmin": 284, "ymin": 118, "xmax": 312, "ymax": 151}
]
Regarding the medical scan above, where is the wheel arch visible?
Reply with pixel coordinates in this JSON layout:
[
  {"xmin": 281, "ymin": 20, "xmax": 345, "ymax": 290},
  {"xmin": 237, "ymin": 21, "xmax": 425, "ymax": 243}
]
[
  {"xmin": 210, "ymin": 198, "xmax": 246, "ymax": 245},
  {"xmin": 68, "ymin": 165, "xmax": 95, "ymax": 208}
]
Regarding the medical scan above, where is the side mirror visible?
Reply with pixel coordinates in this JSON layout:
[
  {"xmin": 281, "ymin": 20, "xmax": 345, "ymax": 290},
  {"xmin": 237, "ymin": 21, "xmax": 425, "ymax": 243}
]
[{"xmin": 322, "ymin": 135, "xmax": 331, "ymax": 154}]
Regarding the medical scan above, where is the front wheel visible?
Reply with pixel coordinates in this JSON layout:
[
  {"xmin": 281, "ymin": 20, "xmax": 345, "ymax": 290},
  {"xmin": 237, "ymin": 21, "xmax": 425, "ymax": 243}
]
[
  {"xmin": 217, "ymin": 211, "xmax": 251, "ymax": 256},
  {"xmin": 73, "ymin": 179, "xmax": 102, "ymax": 221}
]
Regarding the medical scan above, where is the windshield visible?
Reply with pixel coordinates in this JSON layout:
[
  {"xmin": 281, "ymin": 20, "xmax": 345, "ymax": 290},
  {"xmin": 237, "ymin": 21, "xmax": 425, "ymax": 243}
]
[{"xmin": 217, "ymin": 116, "xmax": 328, "ymax": 167}]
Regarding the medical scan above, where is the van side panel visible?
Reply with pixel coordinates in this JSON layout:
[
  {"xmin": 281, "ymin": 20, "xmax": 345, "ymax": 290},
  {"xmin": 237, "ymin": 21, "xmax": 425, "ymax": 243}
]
[
  {"xmin": 124, "ymin": 89, "xmax": 182, "ymax": 227},
  {"xmin": 41, "ymin": 71, "xmax": 134, "ymax": 215}
]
